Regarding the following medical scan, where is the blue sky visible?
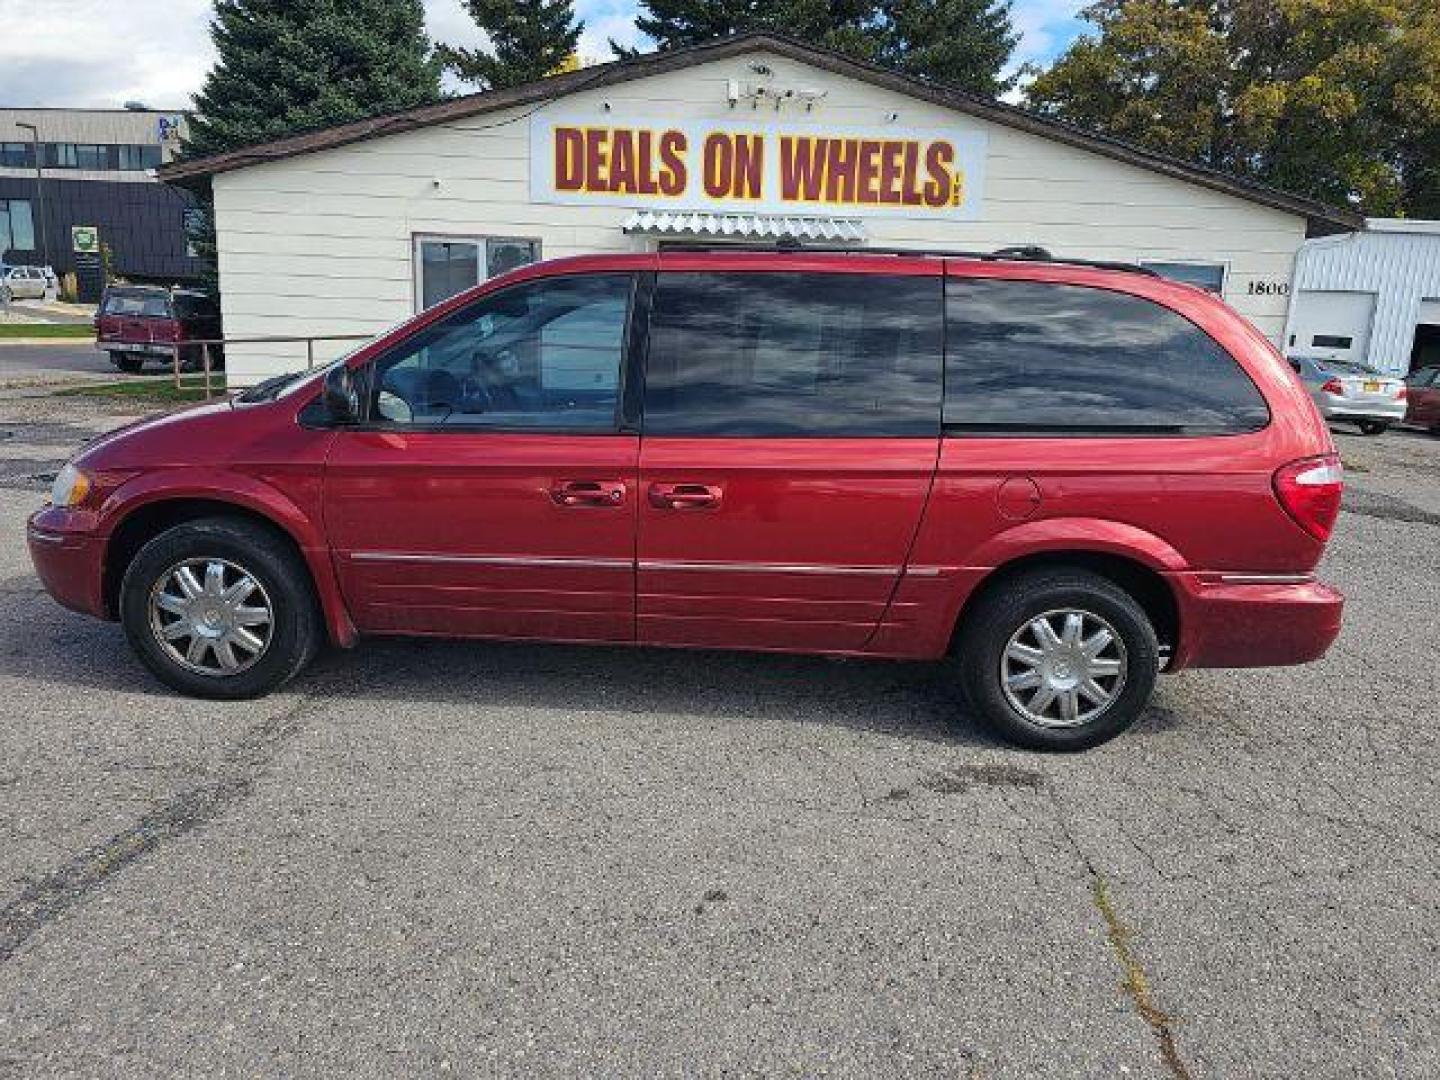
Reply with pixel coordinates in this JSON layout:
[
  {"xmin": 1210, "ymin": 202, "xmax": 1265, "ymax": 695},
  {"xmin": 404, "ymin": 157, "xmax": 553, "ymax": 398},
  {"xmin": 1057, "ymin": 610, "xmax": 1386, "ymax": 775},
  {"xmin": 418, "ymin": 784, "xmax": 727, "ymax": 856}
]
[{"xmin": 0, "ymin": 0, "xmax": 1092, "ymax": 109}]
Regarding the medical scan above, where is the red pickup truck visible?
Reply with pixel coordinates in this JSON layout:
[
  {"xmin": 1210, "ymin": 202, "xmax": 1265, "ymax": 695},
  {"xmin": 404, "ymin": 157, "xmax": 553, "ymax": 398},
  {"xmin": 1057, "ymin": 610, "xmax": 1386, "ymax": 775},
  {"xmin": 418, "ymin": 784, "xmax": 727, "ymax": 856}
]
[{"xmin": 95, "ymin": 285, "xmax": 222, "ymax": 373}]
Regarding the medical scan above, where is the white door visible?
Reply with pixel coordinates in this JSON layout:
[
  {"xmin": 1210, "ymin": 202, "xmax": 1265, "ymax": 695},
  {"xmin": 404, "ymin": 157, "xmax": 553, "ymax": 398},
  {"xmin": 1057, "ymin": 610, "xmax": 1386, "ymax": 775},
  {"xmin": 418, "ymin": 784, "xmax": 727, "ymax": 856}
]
[{"xmin": 1286, "ymin": 289, "xmax": 1376, "ymax": 366}]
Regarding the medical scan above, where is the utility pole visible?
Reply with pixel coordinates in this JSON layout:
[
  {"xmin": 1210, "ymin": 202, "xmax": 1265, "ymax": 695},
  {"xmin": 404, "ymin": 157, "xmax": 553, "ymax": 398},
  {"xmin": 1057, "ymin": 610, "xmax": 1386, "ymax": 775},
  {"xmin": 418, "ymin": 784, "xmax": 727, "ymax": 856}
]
[{"xmin": 13, "ymin": 122, "xmax": 51, "ymax": 278}]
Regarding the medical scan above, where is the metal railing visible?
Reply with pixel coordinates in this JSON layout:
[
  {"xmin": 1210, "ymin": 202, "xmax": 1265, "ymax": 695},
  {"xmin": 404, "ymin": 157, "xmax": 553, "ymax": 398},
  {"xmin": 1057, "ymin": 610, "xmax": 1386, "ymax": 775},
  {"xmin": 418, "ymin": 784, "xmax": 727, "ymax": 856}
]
[{"xmin": 162, "ymin": 334, "xmax": 373, "ymax": 399}]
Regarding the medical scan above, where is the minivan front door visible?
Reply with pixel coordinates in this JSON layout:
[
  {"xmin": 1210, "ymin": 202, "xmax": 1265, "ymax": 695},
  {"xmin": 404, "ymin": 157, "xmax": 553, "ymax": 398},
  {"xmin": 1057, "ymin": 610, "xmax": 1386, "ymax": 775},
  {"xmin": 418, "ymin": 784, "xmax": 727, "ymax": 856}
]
[
  {"xmin": 323, "ymin": 272, "xmax": 640, "ymax": 641},
  {"xmin": 635, "ymin": 265, "xmax": 944, "ymax": 652}
]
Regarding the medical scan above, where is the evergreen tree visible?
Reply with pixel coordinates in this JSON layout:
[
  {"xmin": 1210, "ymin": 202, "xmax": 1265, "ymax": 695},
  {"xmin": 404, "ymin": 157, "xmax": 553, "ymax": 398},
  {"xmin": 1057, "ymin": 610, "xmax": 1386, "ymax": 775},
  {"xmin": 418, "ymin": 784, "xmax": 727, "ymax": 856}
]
[
  {"xmin": 439, "ymin": 0, "xmax": 584, "ymax": 91},
  {"xmin": 185, "ymin": 0, "xmax": 441, "ymax": 159},
  {"xmin": 624, "ymin": 0, "xmax": 1017, "ymax": 98},
  {"xmin": 879, "ymin": 0, "xmax": 1018, "ymax": 97}
]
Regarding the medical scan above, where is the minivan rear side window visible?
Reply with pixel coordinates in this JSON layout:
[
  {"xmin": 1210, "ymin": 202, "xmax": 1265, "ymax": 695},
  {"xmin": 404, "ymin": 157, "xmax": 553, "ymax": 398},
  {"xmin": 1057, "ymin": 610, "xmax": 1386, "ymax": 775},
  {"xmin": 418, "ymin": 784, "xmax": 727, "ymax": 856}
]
[
  {"xmin": 943, "ymin": 279, "xmax": 1269, "ymax": 434},
  {"xmin": 644, "ymin": 272, "xmax": 942, "ymax": 436}
]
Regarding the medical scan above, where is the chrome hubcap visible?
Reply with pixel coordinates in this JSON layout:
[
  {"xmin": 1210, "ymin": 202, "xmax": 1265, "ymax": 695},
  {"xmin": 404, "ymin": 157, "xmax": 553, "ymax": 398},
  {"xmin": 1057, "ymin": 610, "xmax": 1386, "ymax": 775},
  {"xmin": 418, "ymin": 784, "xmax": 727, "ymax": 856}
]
[
  {"xmin": 1001, "ymin": 609, "xmax": 1127, "ymax": 729},
  {"xmin": 148, "ymin": 558, "xmax": 274, "ymax": 676}
]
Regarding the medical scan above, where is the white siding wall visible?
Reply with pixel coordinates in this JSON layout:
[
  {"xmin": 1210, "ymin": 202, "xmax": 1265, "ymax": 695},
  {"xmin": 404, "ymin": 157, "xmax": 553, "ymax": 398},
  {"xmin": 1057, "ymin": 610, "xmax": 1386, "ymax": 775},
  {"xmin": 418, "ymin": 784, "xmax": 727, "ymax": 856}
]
[
  {"xmin": 213, "ymin": 50, "xmax": 1311, "ymax": 384},
  {"xmin": 1287, "ymin": 228, "xmax": 1440, "ymax": 375}
]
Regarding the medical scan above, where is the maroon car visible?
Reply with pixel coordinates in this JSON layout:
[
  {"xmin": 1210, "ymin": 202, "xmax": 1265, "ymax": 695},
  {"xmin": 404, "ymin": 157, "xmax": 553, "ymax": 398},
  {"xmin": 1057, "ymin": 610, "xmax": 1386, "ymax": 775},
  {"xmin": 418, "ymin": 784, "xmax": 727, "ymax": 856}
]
[
  {"xmin": 1404, "ymin": 367, "xmax": 1440, "ymax": 433},
  {"xmin": 95, "ymin": 285, "xmax": 222, "ymax": 374}
]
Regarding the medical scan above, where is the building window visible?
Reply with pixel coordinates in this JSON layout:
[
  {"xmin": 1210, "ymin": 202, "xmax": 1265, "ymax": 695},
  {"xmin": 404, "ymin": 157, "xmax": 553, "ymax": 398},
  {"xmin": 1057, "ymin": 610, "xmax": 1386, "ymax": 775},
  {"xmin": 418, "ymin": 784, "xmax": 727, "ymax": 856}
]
[
  {"xmin": 0, "ymin": 200, "xmax": 36, "ymax": 256},
  {"xmin": 75, "ymin": 144, "xmax": 108, "ymax": 170},
  {"xmin": 1139, "ymin": 261, "xmax": 1227, "ymax": 294},
  {"xmin": 118, "ymin": 144, "xmax": 163, "ymax": 170},
  {"xmin": 1, "ymin": 142, "xmax": 34, "ymax": 169},
  {"xmin": 412, "ymin": 235, "xmax": 540, "ymax": 311},
  {"xmin": 46, "ymin": 143, "xmax": 77, "ymax": 168}
]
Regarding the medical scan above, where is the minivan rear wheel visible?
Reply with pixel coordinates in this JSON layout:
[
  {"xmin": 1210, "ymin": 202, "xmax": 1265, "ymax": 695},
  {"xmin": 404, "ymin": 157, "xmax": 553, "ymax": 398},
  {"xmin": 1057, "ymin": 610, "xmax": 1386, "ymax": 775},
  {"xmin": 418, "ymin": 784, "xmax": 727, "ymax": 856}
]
[
  {"xmin": 956, "ymin": 569, "xmax": 1159, "ymax": 751},
  {"xmin": 119, "ymin": 517, "xmax": 320, "ymax": 699}
]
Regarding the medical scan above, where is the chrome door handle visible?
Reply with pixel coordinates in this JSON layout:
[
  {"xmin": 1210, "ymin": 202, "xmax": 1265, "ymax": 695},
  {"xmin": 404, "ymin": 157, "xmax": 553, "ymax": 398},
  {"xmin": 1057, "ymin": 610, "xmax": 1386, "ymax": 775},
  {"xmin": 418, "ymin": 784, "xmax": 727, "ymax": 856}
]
[
  {"xmin": 648, "ymin": 482, "xmax": 723, "ymax": 510},
  {"xmin": 551, "ymin": 480, "xmax": 626, "ymax": 507}
]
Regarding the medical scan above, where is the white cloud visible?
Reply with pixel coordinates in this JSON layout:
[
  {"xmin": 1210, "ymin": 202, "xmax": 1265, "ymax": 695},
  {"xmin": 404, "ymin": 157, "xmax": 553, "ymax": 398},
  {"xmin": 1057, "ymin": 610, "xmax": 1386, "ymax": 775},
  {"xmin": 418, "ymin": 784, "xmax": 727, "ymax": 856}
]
[
  {"xmin": 0, "ymin": 0, "xmax": 594, "ymax": 108},
  {"xmin": 0, "ymin": 0, "xmax": 215, "ymax": 108},
  {"xmin": 0, "ymin": 0, "xmax": 1082, "ymax": 110}
]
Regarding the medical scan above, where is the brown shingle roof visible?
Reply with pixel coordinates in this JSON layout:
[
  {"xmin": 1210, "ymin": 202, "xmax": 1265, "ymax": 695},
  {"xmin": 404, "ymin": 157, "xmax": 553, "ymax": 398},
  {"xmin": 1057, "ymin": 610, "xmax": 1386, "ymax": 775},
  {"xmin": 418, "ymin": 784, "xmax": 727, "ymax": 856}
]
[{"xmin": 158, "ymin": 32, "xmax": 1361, "ymax": 232}]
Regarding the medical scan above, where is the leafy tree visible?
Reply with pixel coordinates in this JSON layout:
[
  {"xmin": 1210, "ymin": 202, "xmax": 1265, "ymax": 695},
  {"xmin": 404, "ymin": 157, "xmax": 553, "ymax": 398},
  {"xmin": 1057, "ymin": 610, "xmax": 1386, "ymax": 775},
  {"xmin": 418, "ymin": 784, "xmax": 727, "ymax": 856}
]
[
  {"xmin": 625, "ymin": 0, "xmax": 1018, "ymax": 97},
  {"xmin": 185, "ymin": 0, "xmax": 441, "ymax": 159},
  {"xmin": 1026, "ymin": 0, "xmax": 1440, "ymax": 217},
  {"xmin": 439, "ymin": 0, "xmax": 584, "ymax": 91}
]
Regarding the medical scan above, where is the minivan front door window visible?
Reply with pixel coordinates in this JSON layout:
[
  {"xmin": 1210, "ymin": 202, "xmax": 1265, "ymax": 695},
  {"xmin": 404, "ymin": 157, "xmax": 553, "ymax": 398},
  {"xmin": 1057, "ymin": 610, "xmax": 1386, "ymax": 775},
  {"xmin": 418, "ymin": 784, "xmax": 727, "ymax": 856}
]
[{"xmin": 373, "ymin": 272, "xmax": 631, "ymax": 430}]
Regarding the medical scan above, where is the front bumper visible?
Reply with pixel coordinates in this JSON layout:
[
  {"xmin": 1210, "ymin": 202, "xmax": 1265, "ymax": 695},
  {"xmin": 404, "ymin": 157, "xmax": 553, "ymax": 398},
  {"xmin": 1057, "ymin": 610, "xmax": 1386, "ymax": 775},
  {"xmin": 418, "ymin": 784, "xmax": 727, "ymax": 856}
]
[
  {"xmin": 27, "ymin": 510, "xmax": 108, "ymax": 619},
  {"xmin": 1167, "ymin": 572, "xmax": 1343, "ymax": 670}
]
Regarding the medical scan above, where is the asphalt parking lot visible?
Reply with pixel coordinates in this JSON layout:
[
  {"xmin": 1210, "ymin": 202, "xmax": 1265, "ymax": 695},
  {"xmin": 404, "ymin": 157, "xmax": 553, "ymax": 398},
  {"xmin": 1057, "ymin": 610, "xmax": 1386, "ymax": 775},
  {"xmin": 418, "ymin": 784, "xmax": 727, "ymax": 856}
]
[{"xmin": 0, "ymin": 393, "xmax": 1436, "ymax": 1078}]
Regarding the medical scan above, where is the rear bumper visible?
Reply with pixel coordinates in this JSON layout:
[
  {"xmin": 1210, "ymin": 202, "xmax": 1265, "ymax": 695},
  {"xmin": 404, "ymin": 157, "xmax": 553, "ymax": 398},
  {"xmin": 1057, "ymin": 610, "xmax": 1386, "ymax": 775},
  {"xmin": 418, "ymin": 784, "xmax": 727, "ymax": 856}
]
[
  {"xmin": 1167, "ymin": 572, "xmax": 1343, "ymax": 669},
  {"xmin": 27, "ymin": 510, "xmax": 108, "ymax": 619},
  {"xmin": 97, "ymin": 341, "xmax": 176, "ymax": 357},
  {"xmin": 1318, "ymin": 398, "xmax": 1407, "ymax": 422}
]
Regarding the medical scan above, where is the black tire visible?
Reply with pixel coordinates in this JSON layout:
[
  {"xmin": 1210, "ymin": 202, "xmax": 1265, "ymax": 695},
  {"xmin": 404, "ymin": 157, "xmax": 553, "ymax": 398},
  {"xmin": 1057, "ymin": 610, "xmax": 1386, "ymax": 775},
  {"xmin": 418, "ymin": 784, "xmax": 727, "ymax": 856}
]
[
  {"xmin": 119, "ymin": 516, "xmax": 321, "ymax": 699},
  {"xmin": 955, "ymin": 569, "xmax": 1160, "ymax": 751},
  {"xmin": 1358, "ymin": 420, "xmax": 1389, "ymax": 436},
  {"xmin": 109, "ymin": 351, "xmax": 144, "ymax": 374}
]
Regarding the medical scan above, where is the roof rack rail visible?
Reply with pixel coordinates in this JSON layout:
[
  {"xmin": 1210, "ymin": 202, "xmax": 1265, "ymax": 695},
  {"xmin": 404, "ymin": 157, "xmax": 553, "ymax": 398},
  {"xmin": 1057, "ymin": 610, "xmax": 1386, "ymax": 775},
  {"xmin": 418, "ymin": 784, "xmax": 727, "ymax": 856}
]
[{"xmin": 656, "ymin": 241, "xmax": 1160, "ymax": 277}]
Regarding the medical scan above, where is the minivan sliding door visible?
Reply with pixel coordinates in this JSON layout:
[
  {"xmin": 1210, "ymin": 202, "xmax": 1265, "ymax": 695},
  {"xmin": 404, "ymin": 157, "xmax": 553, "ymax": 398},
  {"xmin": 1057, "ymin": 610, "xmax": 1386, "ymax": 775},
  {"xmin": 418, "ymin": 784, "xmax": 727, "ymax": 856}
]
[{"xmin": 635, "ymin": 266, "xmax": 944, "ymax": 652}]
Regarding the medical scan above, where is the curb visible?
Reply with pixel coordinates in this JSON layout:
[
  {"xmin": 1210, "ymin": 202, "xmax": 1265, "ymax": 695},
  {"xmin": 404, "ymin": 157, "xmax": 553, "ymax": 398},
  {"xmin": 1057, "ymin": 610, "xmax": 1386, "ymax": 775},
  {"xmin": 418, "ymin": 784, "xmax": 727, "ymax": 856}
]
[{"xmin": 0, "ymin": 338, "xmax": 97, "ymax": 347}]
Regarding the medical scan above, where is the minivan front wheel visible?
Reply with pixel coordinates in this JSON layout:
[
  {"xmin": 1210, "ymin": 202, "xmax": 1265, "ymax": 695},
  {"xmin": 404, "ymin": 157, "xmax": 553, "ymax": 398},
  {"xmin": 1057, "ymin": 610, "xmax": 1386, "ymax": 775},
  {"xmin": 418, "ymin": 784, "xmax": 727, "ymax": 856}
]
[
  {"xmin": 119, "ymin": 517, "xmax": 320, "ymax": 699},
  {"xmin": 957, "ymin": 569, "xmax": 1159, "ymax": 751}
]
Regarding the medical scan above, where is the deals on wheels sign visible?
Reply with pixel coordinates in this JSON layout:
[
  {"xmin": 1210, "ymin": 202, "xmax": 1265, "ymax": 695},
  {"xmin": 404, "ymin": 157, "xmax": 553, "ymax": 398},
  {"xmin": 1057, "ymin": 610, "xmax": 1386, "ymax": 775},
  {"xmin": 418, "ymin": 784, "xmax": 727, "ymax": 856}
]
[{"xmin": 529, "ymin": 114, "xmax": 987, "ymax": 220}]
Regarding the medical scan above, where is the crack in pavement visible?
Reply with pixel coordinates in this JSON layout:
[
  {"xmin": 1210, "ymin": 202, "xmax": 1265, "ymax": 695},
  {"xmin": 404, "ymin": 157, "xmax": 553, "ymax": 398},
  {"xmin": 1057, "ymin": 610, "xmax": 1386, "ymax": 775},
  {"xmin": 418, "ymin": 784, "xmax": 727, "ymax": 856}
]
[
  {"xmin": 1045, "ymin": 785, "xmax": 1195, "ymax": 1080},
  {"xmin": 1092, "ymin": 877, "xmax": 1193, "ymax": 1080},
  {"xmin": 0, "ymin": 691, "xmax": 314, "ymax": 966}
]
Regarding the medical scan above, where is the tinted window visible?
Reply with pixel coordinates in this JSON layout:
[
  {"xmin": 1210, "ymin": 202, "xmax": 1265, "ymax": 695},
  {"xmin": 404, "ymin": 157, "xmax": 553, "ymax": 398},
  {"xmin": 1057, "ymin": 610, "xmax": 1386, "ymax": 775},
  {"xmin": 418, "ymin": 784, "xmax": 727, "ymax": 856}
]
[
  {"xmin": 944, "ymin": 279, "xmax": 1268, "ymax": 433},
  {"xmin": 369, "ymin": 273, "xmax": 632, "ymax": 431},
  {"xmin": 644, "ymin": 272, "xmax": 942, "ymax": 436},
  {"xmin": 173, "ymin": 293, "xmax": 218, "ymax": 319}
]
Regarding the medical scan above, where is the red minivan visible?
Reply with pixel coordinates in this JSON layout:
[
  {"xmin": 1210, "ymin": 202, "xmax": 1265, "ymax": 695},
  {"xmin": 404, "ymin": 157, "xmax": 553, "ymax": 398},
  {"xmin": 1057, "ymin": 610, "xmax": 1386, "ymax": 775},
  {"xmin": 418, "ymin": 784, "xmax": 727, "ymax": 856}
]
[{"xmin": 29, "ymin": 250, "xmax": 1344, "ymax": 750}]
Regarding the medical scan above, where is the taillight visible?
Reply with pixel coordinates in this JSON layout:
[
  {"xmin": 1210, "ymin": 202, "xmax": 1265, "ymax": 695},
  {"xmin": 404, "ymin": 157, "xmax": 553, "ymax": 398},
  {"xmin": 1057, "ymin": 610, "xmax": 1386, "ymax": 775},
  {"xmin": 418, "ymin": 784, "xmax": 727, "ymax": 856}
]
[
  {"xmin": 1397, "ymin": 386, "xmax": 1408, "ymax": 401},
  {"xmin": 1320, "ymin": 377, "xmax": 1344, "ymax": 395},
  {"xmin": 1273, "ymin": 454, "xmax": 1344, "ymax": 542}
]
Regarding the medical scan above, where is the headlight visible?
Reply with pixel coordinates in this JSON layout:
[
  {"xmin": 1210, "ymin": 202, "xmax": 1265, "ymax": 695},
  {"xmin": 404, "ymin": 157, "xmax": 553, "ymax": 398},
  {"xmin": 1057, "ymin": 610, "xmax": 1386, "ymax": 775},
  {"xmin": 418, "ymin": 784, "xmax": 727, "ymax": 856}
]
[{"xmin": 49, "ymin": 463, "xmax": 92, "ymax": 508}]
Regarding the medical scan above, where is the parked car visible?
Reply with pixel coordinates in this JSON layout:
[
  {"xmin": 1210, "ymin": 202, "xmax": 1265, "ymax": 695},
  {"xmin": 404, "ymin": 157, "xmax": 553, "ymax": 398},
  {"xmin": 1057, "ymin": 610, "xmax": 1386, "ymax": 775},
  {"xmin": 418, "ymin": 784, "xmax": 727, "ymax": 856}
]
[
  {"xmin": 95, "ymin": 285, "xmax": 223, "ymax": 374},
  {"xmin": 1288, "ymin": 355, "xmax": 1407, "ymax": 435},
  {"xmin": 29, "ymin": 250, "xmax": 1344, "ymax": 751},
  {"xmin": 0, "ymin": 264, "xmax": 49, "ymax": 302},
  {"xmin": 1404, "ymin": 366, "xmax": 1440, "ymax": 433}
]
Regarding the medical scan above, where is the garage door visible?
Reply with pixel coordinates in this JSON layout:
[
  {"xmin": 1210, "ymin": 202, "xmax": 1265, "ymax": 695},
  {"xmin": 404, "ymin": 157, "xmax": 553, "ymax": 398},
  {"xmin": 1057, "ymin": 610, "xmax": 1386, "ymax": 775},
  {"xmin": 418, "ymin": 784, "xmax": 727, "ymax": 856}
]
[{"xmin": 1287, "ymin": 290, "xmax": 1376, "ymax": 367}]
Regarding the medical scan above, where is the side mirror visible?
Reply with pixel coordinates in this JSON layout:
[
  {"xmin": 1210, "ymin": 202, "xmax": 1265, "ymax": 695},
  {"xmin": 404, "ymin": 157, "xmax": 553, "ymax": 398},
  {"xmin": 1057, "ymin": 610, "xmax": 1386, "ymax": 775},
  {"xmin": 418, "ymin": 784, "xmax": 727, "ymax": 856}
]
[{"xmin": 322, "ymin": 364, "xmax": 362, "ymax": 425}]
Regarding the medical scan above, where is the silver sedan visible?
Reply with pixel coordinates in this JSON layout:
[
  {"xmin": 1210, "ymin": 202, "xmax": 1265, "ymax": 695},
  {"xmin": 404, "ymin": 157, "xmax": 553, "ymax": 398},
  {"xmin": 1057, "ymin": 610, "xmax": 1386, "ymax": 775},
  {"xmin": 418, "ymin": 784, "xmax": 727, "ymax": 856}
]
[
  {"xmin": 1288, "ymin": 355, "xmax": 1408, "ymax": 435},
  {"xmin": 0, "ymin": 265, "xmax": 48, "ymax": 303}
]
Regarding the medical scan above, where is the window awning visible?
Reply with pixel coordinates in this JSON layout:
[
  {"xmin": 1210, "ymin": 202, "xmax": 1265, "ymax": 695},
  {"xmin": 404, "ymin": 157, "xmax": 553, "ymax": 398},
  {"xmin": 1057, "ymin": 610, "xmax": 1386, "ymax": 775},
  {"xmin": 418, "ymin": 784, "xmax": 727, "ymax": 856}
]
[{"xmin": 622, "ymin": 210, "xmax": 866, "ymax": 244}]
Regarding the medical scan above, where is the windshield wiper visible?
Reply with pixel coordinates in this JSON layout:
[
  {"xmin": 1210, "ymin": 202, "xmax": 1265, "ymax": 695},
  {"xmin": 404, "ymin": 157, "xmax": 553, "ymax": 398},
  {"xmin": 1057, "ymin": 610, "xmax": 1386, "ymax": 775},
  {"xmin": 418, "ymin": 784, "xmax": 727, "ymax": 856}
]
[{"xmin": 236, "ymin": 371, "xmax": 303, "ymax": 403}]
